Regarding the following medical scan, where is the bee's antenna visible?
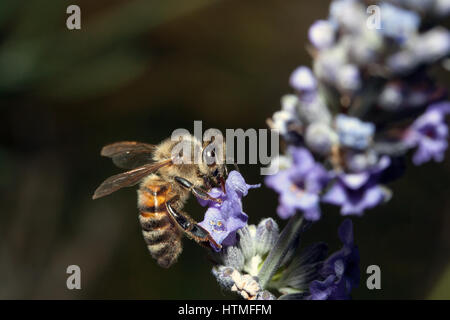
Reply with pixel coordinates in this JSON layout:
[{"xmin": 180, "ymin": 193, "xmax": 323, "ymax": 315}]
[{"xmin": 219, "ymin": 177, "xmax": 226, "ymax": 194}]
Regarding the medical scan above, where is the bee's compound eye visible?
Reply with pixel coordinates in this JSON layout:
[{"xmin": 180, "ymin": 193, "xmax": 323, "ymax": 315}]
[
  {"xmin": 204, "ymin": 148, "xmax": 217, "ymax": 166},
  {"xmin": 213, "ymin": 169, "xmax": 219, "ymax": 177}
]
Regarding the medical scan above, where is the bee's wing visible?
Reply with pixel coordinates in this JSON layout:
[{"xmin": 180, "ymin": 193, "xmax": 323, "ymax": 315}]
[
  {"xmin": 92, "ymin": 160, "xmax": 172, "ymax": 199},
  {"xmin": 101, "ymin": 141, "xmax": 156, "ymax": 169}
]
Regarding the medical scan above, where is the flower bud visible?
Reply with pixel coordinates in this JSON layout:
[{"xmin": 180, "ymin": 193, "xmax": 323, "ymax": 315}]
[
  {"xmin": 336, "ymin": 114, "xmax": 375, "ymax": 150},
  {"xmin": 289, "ymin": 66, "xmax": 317, "ymax": 92},
  {"xmin": 212, "ymin": 266, "xmax": 236, "ymax": 290},
  {"xmin": 378, "ymin": 83, "xmax": 403, "ymax": 111},
  {"xmin": 379, "ymin": 3, "xmax": 420, "ymax": 43},
  {"xmin": 238, "ymin": 225, "xmax": 257, "ymax": 260},
  {"xmin": 305, "ymin": 122, "xmax": 338, "ymax": 155},
  {"xmin": 297, "ymin": 95, "xmax": 332, "ymax": 125},
  {"xmin": 255, "ymin": 218, "xmax": 279, "ymax": 256},
  {"xmin": 336, "ymin": 64, "xmax": 360, "ymax": 91},
  {"xmin": 221, "ymin": 246, "xmax": 245, "ymax": 270},
  {"xmin": 308, "ymin": 20, "xmax": 336, "ymax": 50},
  {"xmin": 413, "ymin": 27, "xmax": 450, "ymax": 63},
  {"xmin": 256, "ymin": 290, "xmax": 276, "ymax": 300},
  {"xmin": 345, "ymin": 150, "xmax": 378, "ymax": 173}
]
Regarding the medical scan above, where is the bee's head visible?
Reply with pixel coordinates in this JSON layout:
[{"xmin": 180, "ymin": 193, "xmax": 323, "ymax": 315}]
[{"xmin": 200, "ymin": 137, "xmax": 228, "ymax": 192}]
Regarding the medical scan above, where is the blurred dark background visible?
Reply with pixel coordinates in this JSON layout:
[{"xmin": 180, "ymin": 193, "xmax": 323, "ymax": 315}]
[{"xmin": 0, "ymin": 0, "xmax": 449, "ymax": 299}]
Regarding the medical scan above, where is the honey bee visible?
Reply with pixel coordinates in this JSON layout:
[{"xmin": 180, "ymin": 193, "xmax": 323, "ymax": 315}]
[{"xmin": 92, "ymin": 134, "xmax": 228, "ymax": 268}]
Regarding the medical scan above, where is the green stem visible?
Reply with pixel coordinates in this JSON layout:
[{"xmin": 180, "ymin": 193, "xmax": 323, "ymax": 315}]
[{"xmin": 257, "ymin": 214, "xmax": 305, "ymax": 289}]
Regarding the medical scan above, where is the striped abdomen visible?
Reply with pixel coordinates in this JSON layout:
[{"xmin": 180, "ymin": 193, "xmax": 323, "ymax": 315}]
[{"xmin": 138, "ymin": 181, "xmax": 182, "ymax": 268}]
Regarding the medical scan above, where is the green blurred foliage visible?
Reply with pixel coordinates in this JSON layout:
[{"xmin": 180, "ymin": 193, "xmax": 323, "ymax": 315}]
[
  {"xmin": 0, "ymin": 0, "xmax": 449, "ymax": 299},
  {"xmin": 428, "ymin": 264, "xmax": 450, "ymax": 299}
]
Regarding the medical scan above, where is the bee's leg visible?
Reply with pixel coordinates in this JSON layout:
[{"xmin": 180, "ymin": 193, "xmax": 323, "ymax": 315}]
[
  {"xmin": 174, "ymin": 176, "xmax": 222, "ymax": 203},
  {"xmin": 166, "ymin": 197, "xmax": 222, "ymax": 250},
  {"xmin": 165, "ymin": 196, "xmax": 192, "ymax": 231},
  {"xmin": 189, "ymin": 224, "xmax": 222, "ymax": 250}
]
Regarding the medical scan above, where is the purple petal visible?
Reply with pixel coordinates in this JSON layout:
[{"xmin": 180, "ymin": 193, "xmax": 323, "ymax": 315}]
[
  {"xmin": 303, "ymin": 206, "xmax": 322, "ymax": 221},
  {"xmin": 199, "ymin": 171, "xmax": 257, "ymax": 250},
  {"xmin": 340, "ymin": 173, "xmax": 370, "ymax": 190},
  {"xmin": 289, "ymin": 146, "xmax": 315, "ymax": 170},
  {"xmin": 226, "ymin": 170, "xmax": 260, "ymax": 197},
  {"xmin": 322, "ymin": 183, "xmax": 347, "ymax": 206},
  {"xmin": 338, "ymin": 218, "xmax": 354, "ymax": 246},
  {"xmin": 340, "ymin": 186, "xmax": 384, "ymax": 216},
  {"xmin": 277, "ymin": 203, "xmax": 296, "ymax": 219},
  {"xmin": 197, "ymin": 188, "xmax": 224, "ymax": 207},
  {"xmin": 265, "ymin": 170, "xmax": 291, "ymax": 193}
]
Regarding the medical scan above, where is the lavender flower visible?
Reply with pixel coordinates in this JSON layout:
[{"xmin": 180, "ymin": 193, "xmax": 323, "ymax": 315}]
[
  {"xmin": 336, "ymin": 64, "xmax": 361, "ymax": 92},
  {"xmin": 379, "ymin": 2, "xmax": 420, "ymax": 43},
  {"xmin": 305, "ymin": 122, "xmax": 339, "ymax": 155},
  {"xmin": 378, "ymin": 82, "xmax": 404, "ymax": 111},
  {"xmin": 289, "ymin": 66, "xmax": 317, "ymax": 93},
  {"xmin": 269, "ymin": 95, "xmax": 303, "ymax": 142},
  {"xmin": 309, "ymin": 219, "xmax": 359, "ymax": 300},
  {"xmin": 335, "ymin": 114, "xmax": 375, "ymax": 150},
  {"xmin": 387, "ymin": 27, "xmax": 450, "ymax": 74},
  {"xmin": 205, "ymin": 0, "xmax": 449, "ymax": 303},
  {"xmin": 265, "ymin": 147, "xmax": 329, "ymax": 221},
  {"xmin": 308, "ymin": 20, "xmax": 336, "ymax": 50},
  {"xmin": 211, "ymin": 216, "xmax": 359, "ymax": 300},
  {"xmin": 266, "ymin": 0, "xmax": 450, "ymax": 220},
  {"xmin": 198, "ymin": 171, "xmax": 259, "ymax": 250},
  {"xmin": 322, "ymin": 157, "xmax": 392, "ymax": 216},
  {"xmin": 211, "ymin": 218, "xmax": 281, "ymax": 300},
  {"xmin": 404, "ymin": 101, "xmax": 450, "ymax": 165},
  {"xmin": 329, "ymin": 0, "xmax": 366, "ymax": 32},
  {"xmin": 412, "ymin": 27, "xmax": 450, "ymax": 64},
  {"xmin": 345, "ymin": 149, "xmax": 379, "ymax": 173}
]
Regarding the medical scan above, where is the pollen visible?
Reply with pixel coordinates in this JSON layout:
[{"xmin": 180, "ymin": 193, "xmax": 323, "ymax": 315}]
[
  {"xmin": 230, "ymin": 270, "xmax": 260, "ymax": 300},
  {"xmin": 289, "ymin": 184, "xmax": 304, "ymax": 198},
  {"xmin": 209, "ymin": 220, "xmax": 225, "ymax": 233}
]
